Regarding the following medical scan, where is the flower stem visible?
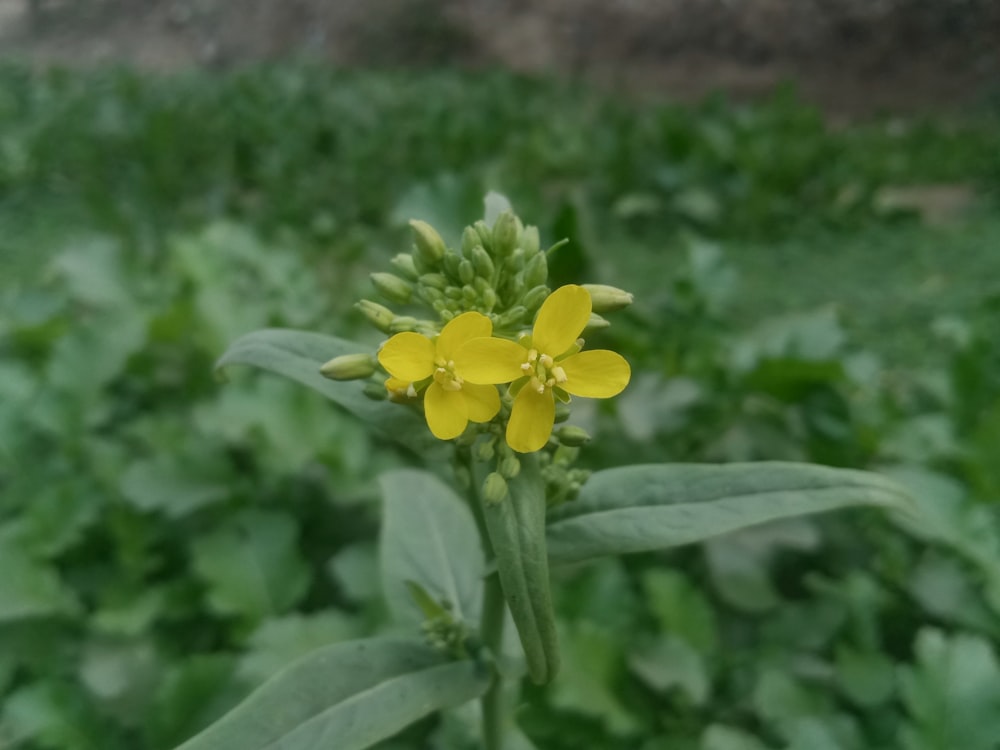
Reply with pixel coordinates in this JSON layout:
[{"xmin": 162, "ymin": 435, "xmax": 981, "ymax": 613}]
[{"xmin": 481, "ymin": 571, "xmax": 507, "ymax": 750}]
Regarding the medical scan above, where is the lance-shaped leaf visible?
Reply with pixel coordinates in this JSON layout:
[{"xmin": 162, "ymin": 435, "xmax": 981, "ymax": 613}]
[
  {"xmin": 379, "ymin": 470, "xmax": 485, "ymax": 625},
  {"xmin": 215, "ymin": 329, "xmax": 438, "ymax": 453},
  {"xmin": 174, "ymin": 638, "xmax": 489, "ymax": 750},
  {"xmin": 547, "ymin": 462, "xmax": 911, "ymax": 565},
  {"xmin": 479, "ymin": 454, "xmax": 559, "ymax": 684}
]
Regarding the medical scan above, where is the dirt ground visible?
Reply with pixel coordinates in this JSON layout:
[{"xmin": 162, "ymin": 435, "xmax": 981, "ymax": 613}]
[{"xmin": 1, "ymin": 0, "xmax": 998, "ymax": 115}]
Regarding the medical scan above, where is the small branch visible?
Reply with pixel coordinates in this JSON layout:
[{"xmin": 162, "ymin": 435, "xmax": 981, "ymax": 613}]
[{"xmin": 480, "ymin": 572, "xmax": 507, "ymax": 750}]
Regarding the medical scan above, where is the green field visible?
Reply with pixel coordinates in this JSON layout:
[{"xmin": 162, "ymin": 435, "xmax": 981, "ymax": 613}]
[{"xmin": 2, "ymin": 66, "xmax": 1000, "ymax": 749}]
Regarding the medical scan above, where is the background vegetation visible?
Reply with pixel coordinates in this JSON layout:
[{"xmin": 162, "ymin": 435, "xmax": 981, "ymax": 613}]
[{"xmin": 1, "ymin": 65, "xmax": 999, "ymax": 749}]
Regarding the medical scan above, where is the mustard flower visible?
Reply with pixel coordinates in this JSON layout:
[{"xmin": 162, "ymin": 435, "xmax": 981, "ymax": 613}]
[
  {"xmin": 378, "ymin": 312, "xmax": 502, "ymax": 440},
  {"xmin": 454, "ymin": 285, "xmax": 631, "ymax": 453}
]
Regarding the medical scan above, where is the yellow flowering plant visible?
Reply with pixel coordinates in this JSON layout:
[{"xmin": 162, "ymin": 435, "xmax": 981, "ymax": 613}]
[{"xmin": 197, "ymin": 197, "xmax": 911, "ymax": 750}]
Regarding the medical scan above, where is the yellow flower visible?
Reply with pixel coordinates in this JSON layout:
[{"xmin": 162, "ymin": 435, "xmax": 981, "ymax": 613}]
[
  {"xmin": 454, "ymin": 285, "xmax": 631, "ymax": 453},
  {"xmin": 378, "ymin": 312, "xmax": 502, "ymax": 440}
]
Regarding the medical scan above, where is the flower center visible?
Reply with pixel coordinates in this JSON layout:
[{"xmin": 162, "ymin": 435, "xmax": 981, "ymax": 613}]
[
  {"xmin": 519, "ymin": 349, "xmax": 568, "ymax": 394},
  {"xmin": 433, "ymin": 358, "xmax": 465, "ymax": 392}
]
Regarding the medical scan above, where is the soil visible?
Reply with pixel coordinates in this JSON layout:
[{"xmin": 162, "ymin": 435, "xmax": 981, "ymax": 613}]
[{"xmin": 1, "ymin": 0, "xmax": 999, "ymax": 115}]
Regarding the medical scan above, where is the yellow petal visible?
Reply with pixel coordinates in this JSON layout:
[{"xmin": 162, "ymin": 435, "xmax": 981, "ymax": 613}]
[
  {"xmin": 453, "ymin": 337, "xmax": 526, "ymax": 384},
  {"xmin": 377, "ymin": 333, "xmax": 435, "ymax": 382},
  {"xmin": 384, "ymin": 376, "xmax": 412, "ymax": 397},
  {"xmin": 532, "ymin": 285, "xmax": 592, "ymax": 357},
  {"xmin": 559, "ymin": 350, "xmax": 631, "ymax": 398},
  {"xmin": 506, "ymin": 386, "xmax": 555, "ymax": 453},
  {"xmin": 436, "ymin": 311, "xmax": 493, "ymax": 361},
  {"xmin": 462, "ymin": 383, "xmax": 501, "ymax": 423},
  {"xmin": 424, "ymin": 381, "xmax": 469, "ymax": 440}
]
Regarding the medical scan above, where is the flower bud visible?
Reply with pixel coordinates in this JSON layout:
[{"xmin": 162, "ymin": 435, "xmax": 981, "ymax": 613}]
[
  {"xmin": 499, "ymin": 454, "xmax": 521, "ymax": 479},
  {"xmin": 389, "ymin": 315, "xmax": 420, "ymax": 333},
  {"xmin": 503, "ymin": 247, "xmax": 525, "ymax": 273},
  {"xmin": 473, "ymin": 220, "xmax": 493, "ymax": 251},
  {"xmin": 495, "ymin": 305, "xmax": 527, "ymax": 328},
  {"xmin": 462, "ymin": 285, "xmax": 478, "ymax": 306},
  {"xmin": 458, "ymin": 259, "xmax": 475, "ymax": 285},
  {"xmin": 417, "ymin": 286, "xmax": 445, "ymax": 306},
  {"xmin": 474, "ymin": 438, "xmax": 496, "ymax": 462},
  {"xmin": 371, "ymin": 272, "xmax": 412, "ymax": 304},
  {"xmin": 410, "ymin": 219, "xmax": 446, "ymax": 265},
  {"xmin": 521, "ymin": 225, "xmax": 540, "ymax": 256},
  {"xmin": 470, "ymin": 245, "xmax": 494, "ymax": 279},
  {"xmin": 390, "ymin": 253, "xmax": 419, "ymax": 281},
  {"xmin": 584, "ymin": 313, "xmax": 610, "ymax": 332},
  {"xmin": 523, "ymin": 253, "xmax": 548, "ymax": 288},
  {"xmin": 555, "ymin": 425, "xmax": 591, "ymax": 447},
  {"xmin": 461, "ymin": 226, "xmax": 480, "ymax": 255},
  {"xmin": 363, "ymin": 381, "xmax": 389, "ymax": 401},
  {"xmin": 521, "ymin": 285, "xmax": 549, "ymax": 314},
  {"xmin": 582, "ymin": 284, "xmax": 634, "ymax": 313},
  {"xmin": 420, "ymin": 273, "xmax": 448, "ymax": 291},
  {"xmin": 442, "ymin": 253, "xmax": 463, "ymax": 282},
  {"xmin": 482, "ymin": 472, "xmax": 509, "ymax": 505},
  {"xmin": 356, "ymin": 299, "xmax": 395, "ymax": 333},
  {"xmin": 492, "ymin": 212, "xmax": 518, "ymax": 257},
  {"xmin": 321, "ymin": 352, "xmax": 377, "ymax": 381},
  {"xmin": 481, "ymin": 287, "xmax": 497, "ymax": 311},
  {"xmin": 554, "ymin": 403, "xmax": 571, "ymax": 423}
]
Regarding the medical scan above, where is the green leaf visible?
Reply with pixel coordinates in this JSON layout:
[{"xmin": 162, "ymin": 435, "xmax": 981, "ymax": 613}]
[
  {"xmin": 546, "ymin": 462, "xmax": 910, "ymax": 564},
  {"xmin": 701, "ymin": 725, "xmax": 772, "ymax": 750},
  {"xmin": 379, "ymin": 470, "xmax": 484, "ymax": 625},
  {"xmin": 899, "ymin": 628, "xmax": 1000, "ymax": 750},
  {"xmin": 0, "ymin": 545, "xmax": 78, "ymax": 622},
  {"xmin": 191, "ymin": 510, "xmax": 311, "ymax": 621},
  {"xmin": 215, "ymin": 328, "xmax": 438, "ymax": 453},
  {"xmin": 174, "ymin": 638, "xmax": 489, "ymax": 750}
]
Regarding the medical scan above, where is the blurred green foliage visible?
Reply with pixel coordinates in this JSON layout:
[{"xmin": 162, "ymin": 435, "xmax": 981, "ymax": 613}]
[{"xmin": 1, "ymin": 65, "xmax": 999, "ymax": 748}]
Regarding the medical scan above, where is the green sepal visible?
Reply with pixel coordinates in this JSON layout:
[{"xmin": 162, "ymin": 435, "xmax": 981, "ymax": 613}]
[{"xmin": 475, "ymin": 454, "xmax": 559, "ymax": 684}]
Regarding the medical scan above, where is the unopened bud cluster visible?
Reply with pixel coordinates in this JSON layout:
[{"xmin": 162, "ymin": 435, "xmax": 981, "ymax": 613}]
[{"xmin": 359, "ymin": 214, "xmax": 554, "ymax": 337}]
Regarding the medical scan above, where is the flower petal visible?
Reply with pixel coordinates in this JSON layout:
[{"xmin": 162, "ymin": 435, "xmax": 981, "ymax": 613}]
[
  {"xmin": 424, "ymin": 382, "xmax": 469, "ymax": 440},
  {"xmin": 377, "ymin": 333, "xmax": 435, "ymax": 381},
  {"xmin": 384, "ymin": 376, "xmax": 413, "ymax": 398},
  {"xmin": 532, "ymin": 285, "xmax": 592, "ymax": 357},
  {"xmin": 559, "ymin": 350, "xmax": 631, "ymax": 398},
  {"xmin": 453, "ymin": 337, "xmax": 526, "ymax": 384},
  {"xmin": 462, "ymin": 383, "xmax": 501, "ymax": 423},
  {"xmin": 506, "ymin": 385, "xmax": 555, "ymax": 453},
  {"xmin": 436, "ymin": 311, "xmax": 493, "ymax": 361}
]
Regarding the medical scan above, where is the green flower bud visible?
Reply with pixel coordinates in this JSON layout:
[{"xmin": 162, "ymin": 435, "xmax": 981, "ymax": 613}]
[
  {"xmin": 473, "ymin": 277, "xmax": 491, "ymax": 294},
  {"xmin": 554, "ymin": 402, "xmax": 571, "ymax": 423},
  {"xmin": 495, "ymin": 305, "xmax": 527, "ymax": 328},
  {"xmin": 555, "ymin": 425, "xmax": 591, "ymax": 447},
  {"xmin": 584, "ymin": 313, "xmax": 610, "ymax": 332},
  {"xmin": 482, "ymin": 472, "xmax": 509, "ymax": 505},
  {"xmin": 522, "ymin": 285, "xmax": 549, "ymax": 314},
  {"xmin": 503, "ymin": 247, "xmax": 525, "ymax": 273},
  {"xmin": 481, "ymin": 287, "xmax": 498, "ymax": 311},
  {"xmin": 521, "ymin": 225, "xmax": 540, "ymax": 256},
  {"xmin": 461, "ymin": 226, "xmax": 480, "ymax": 255},
  {"xmin": 389, "ymin": 315, "xmax": 420, "ymax": 333},
  {"xmin": 363, "ymin": 381, "xmax": 389, "ymax": 401},
  {"xmin": 499, "ymin": 454, "xmax": 521, "ymax": 479},
  {"xmin": 462, "ymin": 285, "xmax": 478, "ymax": 306},
  {"xmin": 445, "ymin": 287, "xmax": 464, "ymax": 301},
  {"xmin": 442, "ymin": 253, "xmax": 463, "ymax": 282},
  {"xmin": 390, "ymin": 253, "xmax": 419, "ymax": 281},
  {"xmin": 470, "ymin": 245, "xmax": 494, "ymax": 279},
  {"xmin": 417, "ymin": 286, "xmax": 445, "ymax": 306},
  {"xmin": 475, "ymin": 438, "xmax": 496, "ymax": 462},
  {"xmin": 410, "ymin": 219, "xmax": 447, "ymax": 265},
  {"xmin": 320, "ymin": 352, "xmax": 377, "ymax": 381},
  {"xmin": 582, "ymin": 284, "xmax": 634, "ymax": 313},
  {"xmin": 420, "ymin": 273, "xmax": 448, "ymax": 291},
  {"xmin": 492, "ymin": 212, "xmax": 518, "ymax": 257},
  {"xmin": 371, "ymin": 272, "xmax": 413, "ymax": 304},
  {"xmin": 458, "ymin": 259, "xmax": 475, "ymax": 285},
  {"xmin": 473, "ymin": 220, "xmax": 493, "ymax": 250},
  {"xmin": 356, "ymin": 299, "xmax": 395, "ymax": 333},
  {"xmin": 523, "ymin": 252, "xmax": 548, "ymax": 288}
]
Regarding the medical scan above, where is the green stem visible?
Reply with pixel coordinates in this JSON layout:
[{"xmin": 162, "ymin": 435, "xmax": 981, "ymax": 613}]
[{"xmin": 480, "ymin": 571, "xmax": 507, "ymax": 750}]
